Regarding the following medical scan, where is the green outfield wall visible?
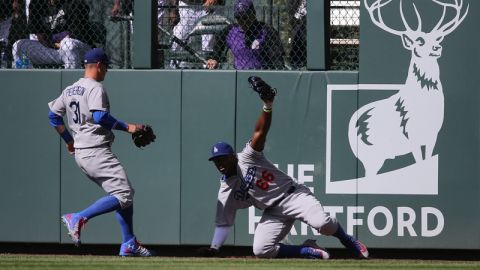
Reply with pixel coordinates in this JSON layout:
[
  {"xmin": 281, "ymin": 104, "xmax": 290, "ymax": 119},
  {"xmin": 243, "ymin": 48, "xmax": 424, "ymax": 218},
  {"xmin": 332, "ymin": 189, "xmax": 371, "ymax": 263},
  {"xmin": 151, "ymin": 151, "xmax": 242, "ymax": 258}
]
[{"xmin": 0, "ymin": 0, "xmax": 479, "ymax": 250}]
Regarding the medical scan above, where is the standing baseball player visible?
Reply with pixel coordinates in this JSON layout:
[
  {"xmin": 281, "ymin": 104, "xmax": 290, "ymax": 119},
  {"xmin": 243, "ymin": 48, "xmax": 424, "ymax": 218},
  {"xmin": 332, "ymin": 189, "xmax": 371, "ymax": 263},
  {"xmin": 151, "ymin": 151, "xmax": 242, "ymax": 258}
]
[
  {"xmin": 47, "ymin": 48, "xmax": 155, "ymax": 256},
  {"xmin": 201, "ymin": 77, "xmax": 369, "ymax": 259}
]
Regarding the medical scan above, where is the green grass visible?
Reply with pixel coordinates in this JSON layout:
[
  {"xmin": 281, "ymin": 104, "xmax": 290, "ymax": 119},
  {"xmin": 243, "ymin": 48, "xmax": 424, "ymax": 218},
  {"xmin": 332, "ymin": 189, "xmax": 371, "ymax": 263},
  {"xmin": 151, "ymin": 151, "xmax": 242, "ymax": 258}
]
[{"xmin": 0, "ymin": 255, "xmax": 479, "ymax": 270}]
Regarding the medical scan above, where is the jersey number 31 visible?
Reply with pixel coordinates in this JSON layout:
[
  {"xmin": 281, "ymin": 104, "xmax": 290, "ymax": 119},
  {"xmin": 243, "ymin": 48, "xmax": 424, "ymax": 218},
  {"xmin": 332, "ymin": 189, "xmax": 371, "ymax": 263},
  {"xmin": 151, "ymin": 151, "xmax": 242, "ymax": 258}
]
[{"xmin": 69, "ymin": 101, "xmax": 80, "ymax": 124}]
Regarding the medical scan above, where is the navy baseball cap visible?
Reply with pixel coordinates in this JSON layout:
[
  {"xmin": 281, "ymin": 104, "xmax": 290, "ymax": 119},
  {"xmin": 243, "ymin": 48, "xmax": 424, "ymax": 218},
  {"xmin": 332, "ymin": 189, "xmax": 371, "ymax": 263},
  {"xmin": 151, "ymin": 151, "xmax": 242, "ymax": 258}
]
[
  {"xmin": 234, "ymin": 0, "xmax": 255, "ymax": 18},
  {"xmin": 84, "ymin": 48, "xmax": 110, "ymax": 65},
  {"xmin": 208, "ymin": 142, "xmax": 235, "ymax": 161}
]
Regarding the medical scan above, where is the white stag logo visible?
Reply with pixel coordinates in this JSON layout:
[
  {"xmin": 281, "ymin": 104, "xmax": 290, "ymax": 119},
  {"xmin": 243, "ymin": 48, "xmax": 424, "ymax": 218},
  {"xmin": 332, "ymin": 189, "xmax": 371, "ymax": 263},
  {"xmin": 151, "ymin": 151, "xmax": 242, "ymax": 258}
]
[{"xmin": 349, "ymin": 0, "xmax": 468, "ymax": 177}]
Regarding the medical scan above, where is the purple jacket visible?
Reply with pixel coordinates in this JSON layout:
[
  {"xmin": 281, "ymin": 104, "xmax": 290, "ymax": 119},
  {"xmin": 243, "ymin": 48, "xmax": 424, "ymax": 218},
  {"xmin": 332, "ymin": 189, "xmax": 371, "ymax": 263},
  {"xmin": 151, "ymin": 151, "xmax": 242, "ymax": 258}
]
[{"xmin": 212, "ymin": 21, "xmax": 285, "ymax": 70}]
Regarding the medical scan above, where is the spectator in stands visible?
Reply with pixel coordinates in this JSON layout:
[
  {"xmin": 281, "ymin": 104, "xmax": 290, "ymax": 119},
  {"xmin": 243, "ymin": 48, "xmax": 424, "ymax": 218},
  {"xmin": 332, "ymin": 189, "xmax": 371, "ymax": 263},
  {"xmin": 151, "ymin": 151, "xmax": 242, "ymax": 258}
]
[
  {"xmin": 0, "ymin": 0, "xmax": 28, "ymax": 68},
  {"xmin": 110, "ymin": 0, "xmax": 179, "ymax": 44},
  {"xmin": 157, "ymin": 0, "xmax": 179, "ymax": 45},
  {"xmin": 111, "ymin": 0, "xmax": 133, "ymax": 17},
  {"xmin": 0, "ymin": 1, "xmax": 14, "ymax": 46},
  {"xmin": 170, "ymin": 0, "xmax": 225, "ymax": 68},
  {"xmin": 289, "ymin": 0, "xmax": 306, "ymax": 69},
  {"xmin": 12, "ymin": 0, "xmax": 92, "ymax": 68},
  {"xmin": 108, "ymin": 0, "xmax": 135, "ymax": 69},
  {"xmin": 206, "ymin": 0, "xmax": 284, "ymax": 70}
]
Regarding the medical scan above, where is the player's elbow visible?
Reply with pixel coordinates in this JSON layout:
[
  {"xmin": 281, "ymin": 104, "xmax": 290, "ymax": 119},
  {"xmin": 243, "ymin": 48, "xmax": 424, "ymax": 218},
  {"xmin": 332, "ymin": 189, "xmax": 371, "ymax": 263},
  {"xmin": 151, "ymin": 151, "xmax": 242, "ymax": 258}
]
[
  {"xmin": 92, "ymin": 110, "xmax": 108, "ymax": 124},
  {"xmin": 92, "ymin": 110, "xmax": 117, "ymax": 129},
  {"xmin": 48, "ymin": 110, "xmax": 64, "ymax": 127}
]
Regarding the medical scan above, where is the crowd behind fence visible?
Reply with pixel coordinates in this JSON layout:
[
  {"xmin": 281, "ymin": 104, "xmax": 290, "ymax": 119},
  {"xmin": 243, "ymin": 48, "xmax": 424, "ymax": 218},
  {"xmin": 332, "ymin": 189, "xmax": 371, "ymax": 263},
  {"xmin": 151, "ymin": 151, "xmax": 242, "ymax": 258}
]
[{"xmin": 0, "ymin": 0, "xmax": 360, "ymax": 71}]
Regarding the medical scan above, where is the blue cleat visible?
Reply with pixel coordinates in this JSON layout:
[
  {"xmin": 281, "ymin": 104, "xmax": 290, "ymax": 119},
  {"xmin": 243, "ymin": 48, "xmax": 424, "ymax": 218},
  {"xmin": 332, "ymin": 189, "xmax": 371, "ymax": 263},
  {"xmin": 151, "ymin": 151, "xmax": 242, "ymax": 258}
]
[
  {"xmin": 119, "ymin": 237, "xmax": 154, "ymax": 257},
  {"xmin": 61, "ymin": 213, "xmax": 87, "ymax": 246},
  {"xmin": 301, "ymin": 239, "xmax": 330, "ymax": 259}
]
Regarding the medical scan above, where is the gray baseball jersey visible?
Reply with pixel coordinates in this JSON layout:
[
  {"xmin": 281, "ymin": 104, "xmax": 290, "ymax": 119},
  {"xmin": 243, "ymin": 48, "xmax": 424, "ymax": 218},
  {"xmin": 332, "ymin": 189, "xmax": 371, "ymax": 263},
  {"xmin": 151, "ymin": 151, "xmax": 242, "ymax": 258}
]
[
  {"xmin": 215, "ymin": 142, "xmax": 297, "ymax": 226},
  {"xmin": 48, "ymin": 77, "xmax": 133, "ymax": 208},
  {"xmin": 48, "ymin": 77, "xmax": 114, "ymax": 149},
  {"xmin": 215, "ymin": 142, "xmax": 338, "ymax": 257}
]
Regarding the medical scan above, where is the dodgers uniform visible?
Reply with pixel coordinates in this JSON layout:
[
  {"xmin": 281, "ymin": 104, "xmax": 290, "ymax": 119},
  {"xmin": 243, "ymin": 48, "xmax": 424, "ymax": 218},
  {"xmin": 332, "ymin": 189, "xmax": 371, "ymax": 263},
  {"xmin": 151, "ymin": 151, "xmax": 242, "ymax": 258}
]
[
  {"xmin": 47, "ymin": 48, "xmax": 152, "ymax": 256},
  {"xmin": 48, "ymin": 77, "xmax": 134, "ymax": 208},
  {"xmin": 214, "ymin": 142, "xmax": 338, "ymax": 258}
]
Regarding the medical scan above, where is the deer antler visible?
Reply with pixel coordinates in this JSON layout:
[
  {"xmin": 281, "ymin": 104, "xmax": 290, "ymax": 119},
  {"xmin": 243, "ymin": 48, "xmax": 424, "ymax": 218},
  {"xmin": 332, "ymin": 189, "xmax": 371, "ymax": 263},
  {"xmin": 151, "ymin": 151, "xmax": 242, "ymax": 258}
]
[
  {"xmin": 364, "ymin": 0, "xmax": 403, "ymax": 35},
  {"xmin": 401, "ymin": 1, "xmax": 422, "ymax": 32},
  {"xmin": 432, "ymin": 0, "xmax": 469, "ymax": 36},
  {"xmin": 364, "ymin": 0, "xmax": 422, "ymax": 35}
]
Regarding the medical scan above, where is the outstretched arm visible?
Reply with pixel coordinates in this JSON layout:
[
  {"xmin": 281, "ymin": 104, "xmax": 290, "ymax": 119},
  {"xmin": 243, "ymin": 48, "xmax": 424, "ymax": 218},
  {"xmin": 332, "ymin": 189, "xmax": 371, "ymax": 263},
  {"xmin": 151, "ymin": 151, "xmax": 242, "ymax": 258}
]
[
  {"xmin": 92, "ymin": 110, "xmax": 144, "ymax": 134},
  {"xmin": 210, "ymin": 226, "xmax": 231, "ymax": 250},
  {"xmin": 250, "ymin": 100, "xmax": 273, "ymax": 152},
  {"xmin": 196, "ymin": 225, "xmax": 231, "ymax": 257}
]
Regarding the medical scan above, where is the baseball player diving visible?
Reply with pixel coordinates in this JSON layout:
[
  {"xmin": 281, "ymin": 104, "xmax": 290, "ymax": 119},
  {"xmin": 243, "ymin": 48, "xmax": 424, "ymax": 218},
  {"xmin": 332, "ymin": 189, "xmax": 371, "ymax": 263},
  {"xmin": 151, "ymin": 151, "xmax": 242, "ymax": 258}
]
[
  {"xmin": 47, "ymin": 48, "xmax": 156, "ymax": 256},
  {"xmin": 200, "ymin": 77, "xmax": 369, "ymax": 259}
]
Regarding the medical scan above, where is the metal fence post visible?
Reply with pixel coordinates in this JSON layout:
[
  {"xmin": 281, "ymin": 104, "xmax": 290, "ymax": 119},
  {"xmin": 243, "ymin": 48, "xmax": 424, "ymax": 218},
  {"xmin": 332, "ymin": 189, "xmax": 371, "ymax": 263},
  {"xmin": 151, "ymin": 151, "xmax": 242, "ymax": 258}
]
[
  {"xmin": 133, "ymin": 0, "xmax": 157, "ymax": 69},
  {"xmin": 307, "ymin": 0, "xmax": 327, "ymax": 70}
]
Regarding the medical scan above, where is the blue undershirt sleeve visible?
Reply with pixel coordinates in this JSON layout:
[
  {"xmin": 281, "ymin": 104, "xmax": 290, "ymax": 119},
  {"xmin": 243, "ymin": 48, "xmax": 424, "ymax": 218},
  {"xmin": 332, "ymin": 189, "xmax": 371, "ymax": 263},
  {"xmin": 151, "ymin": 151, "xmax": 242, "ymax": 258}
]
[
  {"xmin": 48, "ymin": 110, "xmax": 64, "ymax": 127},
  {"xmin": 92, "ymin": 110, "xmax": 128, "ymax": 131},
  {"xmin": 48, "ymin": 110, "xmax": 73, "ymax": 143}
]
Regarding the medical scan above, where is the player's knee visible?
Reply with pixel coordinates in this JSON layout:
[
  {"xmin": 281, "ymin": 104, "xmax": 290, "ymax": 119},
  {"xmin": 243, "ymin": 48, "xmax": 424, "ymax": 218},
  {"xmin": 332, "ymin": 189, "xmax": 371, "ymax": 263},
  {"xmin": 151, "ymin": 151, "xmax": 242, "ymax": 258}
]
[
  {"xmin": 253, "ymin": 243, "xmax": 277, "ymax": 258},
  {"xmin": 305, "ymin": 206, "xmax": 339, "ymax": 235},
  {"xmin": 114, "ymin": 189, "xmax": 135, "ymax": 209},
  {"xmin": 318, "ymin": 217, "xmax": 339, "ymax": 235}
]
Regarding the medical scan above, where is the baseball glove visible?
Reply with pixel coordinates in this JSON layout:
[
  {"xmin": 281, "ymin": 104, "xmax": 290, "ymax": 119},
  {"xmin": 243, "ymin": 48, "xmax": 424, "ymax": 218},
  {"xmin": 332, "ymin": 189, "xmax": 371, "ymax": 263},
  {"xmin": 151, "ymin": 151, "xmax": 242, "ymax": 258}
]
[
  {"xmin": 132, "ymin": 125, "xmax": 156, "ymax": 148},
  {"xmin": 248, "ymin": 76, "xmax": 277, "ymax": 101}
]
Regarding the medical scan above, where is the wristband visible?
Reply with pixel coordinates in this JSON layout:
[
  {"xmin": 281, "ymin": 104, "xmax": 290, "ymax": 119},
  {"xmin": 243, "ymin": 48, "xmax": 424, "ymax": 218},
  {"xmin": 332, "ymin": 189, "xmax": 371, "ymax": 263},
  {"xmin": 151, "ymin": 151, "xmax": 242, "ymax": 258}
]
[
  {"xmin": 113, "ymin": 120, "xmax": 128, "ymax": 131},
  {"xmin": 263, "ymin": 105, "xmax": 272, "ymax": 113},
  {"xmin": 60, "ymin": 129, "xmax": 73, "ymax": 143}
]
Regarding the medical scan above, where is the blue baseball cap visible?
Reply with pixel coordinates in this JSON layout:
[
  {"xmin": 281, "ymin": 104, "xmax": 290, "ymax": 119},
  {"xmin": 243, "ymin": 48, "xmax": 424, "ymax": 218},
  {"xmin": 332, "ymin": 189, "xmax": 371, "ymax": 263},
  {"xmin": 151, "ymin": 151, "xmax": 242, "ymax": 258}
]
[
  {"xmin": 84, "ymin": 48, "xmax": 110, "ymax": 65},
  {"xmin": 208, "ymin": 142, "xmax": 235, "ymax": 161},
  {"xmin": 234, "ymin": 0, "xmax": 255, "ymax": 18}
]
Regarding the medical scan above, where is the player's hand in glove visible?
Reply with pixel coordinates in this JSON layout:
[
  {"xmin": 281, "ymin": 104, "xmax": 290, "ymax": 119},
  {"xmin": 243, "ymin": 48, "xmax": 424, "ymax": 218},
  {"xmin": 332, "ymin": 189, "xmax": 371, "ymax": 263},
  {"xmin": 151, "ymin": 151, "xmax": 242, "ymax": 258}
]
[
  {"xmin": 196, "ymin": 247, "xmax": 219, "ymax": 257},
  {"xmin": 129, "ymin": 124, "xmax": 156, "ymax": 148},
  {"xmin": 248, "ymin": 76, "xmax": 277, "ymax": 102}
]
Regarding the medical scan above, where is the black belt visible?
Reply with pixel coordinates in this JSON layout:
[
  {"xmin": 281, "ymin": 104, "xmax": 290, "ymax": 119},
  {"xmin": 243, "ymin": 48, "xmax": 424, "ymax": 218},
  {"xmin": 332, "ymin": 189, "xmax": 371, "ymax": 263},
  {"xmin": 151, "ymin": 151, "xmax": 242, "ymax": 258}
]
[{"xmin": 269, "ymin": 186, "xmax": 296, "ymax": 208}]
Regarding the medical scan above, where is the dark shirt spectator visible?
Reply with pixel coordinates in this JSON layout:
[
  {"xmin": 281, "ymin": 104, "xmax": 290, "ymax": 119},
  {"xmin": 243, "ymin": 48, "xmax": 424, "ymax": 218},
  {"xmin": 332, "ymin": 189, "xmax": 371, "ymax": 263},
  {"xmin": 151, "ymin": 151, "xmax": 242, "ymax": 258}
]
[
  {"xmin": 0, "ymin": 0, "xmax": 13, "ymax": 20},
  {"xmin": 207, "ymin": 0, "xmax": 284, "ymax": 70},
  {"xmin": 28, "ymin": 0, "xmax": 91, "ymax": 47},
  {"xmin": 1, "ymin": 0, "xmax": 28, "ymax": 68},
  {"xmin": 0, "ymin": 0, "xmax": 13, "ymax": 44},
  {"xmin": 12, "ymin": 0, "xmax": 92, "ymax": 68}
]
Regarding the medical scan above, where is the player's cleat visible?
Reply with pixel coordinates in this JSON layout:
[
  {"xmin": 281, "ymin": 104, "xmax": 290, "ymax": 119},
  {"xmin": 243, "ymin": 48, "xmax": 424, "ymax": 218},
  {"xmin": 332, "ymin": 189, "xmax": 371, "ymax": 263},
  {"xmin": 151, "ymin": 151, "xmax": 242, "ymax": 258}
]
[
  {"xmin": 119, "ymin": 237, "xmax": 154, "ymax": 257},
  {"xmin": 301, "ymin": 239, "xmax": 330, "ymax": 259},
  {"xmin": 352, "ymin": 240, "xmax": 369, "ymax": 259},
  {"xmin": 61, "ymin": 213, "xmax": 87, "ymax": 247}
]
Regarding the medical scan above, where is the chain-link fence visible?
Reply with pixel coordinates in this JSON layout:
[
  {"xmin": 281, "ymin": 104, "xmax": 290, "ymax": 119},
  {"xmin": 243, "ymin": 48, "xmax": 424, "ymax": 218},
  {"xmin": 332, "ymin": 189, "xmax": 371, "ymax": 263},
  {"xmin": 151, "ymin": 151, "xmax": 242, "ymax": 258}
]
[
  {"xmin": 0, "ymin": 0, "xmax": 359, "ymax": 70},
  {"xmin": 329, "ymin": 0, "xmax": 360, "ymax": 70},
  {"xmin": 158, "ymin": 0, "xmax": 305, "ymax": 70},
  {"xmin": 0, "ymin": 0, "xmax": 132, "ymax": 69}
]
